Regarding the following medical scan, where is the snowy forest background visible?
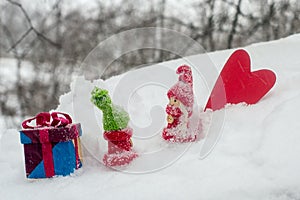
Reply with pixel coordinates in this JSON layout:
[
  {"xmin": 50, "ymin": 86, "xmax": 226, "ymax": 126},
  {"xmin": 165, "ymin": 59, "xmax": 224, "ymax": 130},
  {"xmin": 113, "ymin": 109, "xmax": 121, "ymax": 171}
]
[{"xmin": 1, "ymin": 0, "xmax": 300, "ymax": 129}]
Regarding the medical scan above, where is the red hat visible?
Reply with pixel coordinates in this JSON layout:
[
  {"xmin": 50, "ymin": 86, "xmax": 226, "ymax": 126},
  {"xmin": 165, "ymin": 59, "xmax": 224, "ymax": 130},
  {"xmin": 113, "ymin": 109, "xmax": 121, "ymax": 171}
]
[{"xmin": 167, "ymin": 65, "xmax": 194, "ymax": 116}]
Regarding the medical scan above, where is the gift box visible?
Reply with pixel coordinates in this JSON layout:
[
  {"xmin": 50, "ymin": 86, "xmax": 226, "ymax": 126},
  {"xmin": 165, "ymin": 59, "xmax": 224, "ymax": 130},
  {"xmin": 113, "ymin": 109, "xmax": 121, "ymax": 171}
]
[{"xmin": 19, "ymin": 112, "xmax": 83, "ymax": 178}]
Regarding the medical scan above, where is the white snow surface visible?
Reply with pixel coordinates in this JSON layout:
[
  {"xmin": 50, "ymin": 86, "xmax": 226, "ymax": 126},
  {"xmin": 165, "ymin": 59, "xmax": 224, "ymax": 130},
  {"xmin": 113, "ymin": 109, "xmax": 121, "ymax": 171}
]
[{"xmin": 1, "ymin": 34, "xmax": 300, "ymax": 199}]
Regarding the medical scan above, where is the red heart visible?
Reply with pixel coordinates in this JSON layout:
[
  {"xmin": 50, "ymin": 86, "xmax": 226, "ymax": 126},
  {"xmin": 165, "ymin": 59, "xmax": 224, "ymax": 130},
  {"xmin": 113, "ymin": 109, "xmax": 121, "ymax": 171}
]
[{"xmin": 205, "ymin": 49, "xmax": 276, "ymax": 111}]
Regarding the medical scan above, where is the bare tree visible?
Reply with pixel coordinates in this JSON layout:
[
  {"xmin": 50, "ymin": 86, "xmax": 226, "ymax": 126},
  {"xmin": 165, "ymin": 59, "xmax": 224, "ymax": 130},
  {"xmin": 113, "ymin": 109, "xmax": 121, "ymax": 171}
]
[{"xmin": 227, "ymin": 0, "xmax": 243, "ymax": 49}]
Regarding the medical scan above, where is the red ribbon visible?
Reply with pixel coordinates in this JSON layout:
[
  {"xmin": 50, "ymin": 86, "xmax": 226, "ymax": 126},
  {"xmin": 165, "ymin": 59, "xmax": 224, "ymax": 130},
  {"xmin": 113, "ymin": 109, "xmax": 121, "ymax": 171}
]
[
  {"xmin": 22, "ymin": 112, "xmax": 72, "ymax": 129},
  {"xmin": 39, "ymin": 129, "xmax": 55, "ymax": 177}
]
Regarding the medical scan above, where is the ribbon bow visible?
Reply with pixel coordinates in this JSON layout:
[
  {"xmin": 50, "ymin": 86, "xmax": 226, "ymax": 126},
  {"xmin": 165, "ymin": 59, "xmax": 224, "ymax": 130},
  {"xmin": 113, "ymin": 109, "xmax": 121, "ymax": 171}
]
[{"xmin": 22, "ymin": 112, "xmax": 72, "ymax": 129}]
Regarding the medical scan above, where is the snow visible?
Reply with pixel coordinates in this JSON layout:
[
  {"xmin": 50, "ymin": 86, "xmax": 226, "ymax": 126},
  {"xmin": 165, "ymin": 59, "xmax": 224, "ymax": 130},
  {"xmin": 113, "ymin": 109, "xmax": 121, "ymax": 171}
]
[{"xmin": 1, "ymin": 34, "xmax": 300, "ymax": 199}]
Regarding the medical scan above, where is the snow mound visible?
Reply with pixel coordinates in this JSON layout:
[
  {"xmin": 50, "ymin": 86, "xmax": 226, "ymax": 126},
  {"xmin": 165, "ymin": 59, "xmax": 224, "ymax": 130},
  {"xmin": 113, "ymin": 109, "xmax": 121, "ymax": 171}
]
[{"xmin": 1, "ymin": 34, "xmax": 300, "ymax": 199}]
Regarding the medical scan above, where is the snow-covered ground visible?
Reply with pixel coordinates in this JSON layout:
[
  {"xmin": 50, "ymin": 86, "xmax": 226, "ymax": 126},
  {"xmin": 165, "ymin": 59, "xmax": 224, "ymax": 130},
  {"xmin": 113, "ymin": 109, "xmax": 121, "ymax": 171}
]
[{"xmin": 1, "ymin": 34, "xmax": 300, "ymax": 200}]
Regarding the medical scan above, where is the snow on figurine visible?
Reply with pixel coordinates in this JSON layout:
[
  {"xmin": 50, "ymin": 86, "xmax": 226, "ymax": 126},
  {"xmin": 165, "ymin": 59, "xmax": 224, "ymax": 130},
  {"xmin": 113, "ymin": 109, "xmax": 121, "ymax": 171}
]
[
  {"xmin": 91, "ymin": 87, "xmax": 137, "ymax": 166},
  {"xmin": 162, "ymin": 65, "xmax": 198, "ymax": 142}
]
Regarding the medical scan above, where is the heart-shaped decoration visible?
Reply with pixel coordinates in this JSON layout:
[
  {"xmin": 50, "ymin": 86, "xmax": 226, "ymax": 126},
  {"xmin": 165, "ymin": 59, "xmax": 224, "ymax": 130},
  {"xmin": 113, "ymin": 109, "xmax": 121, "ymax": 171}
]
[{"xmin": 205, "ymin": 49, "xmax": 276, "ymax": 111}]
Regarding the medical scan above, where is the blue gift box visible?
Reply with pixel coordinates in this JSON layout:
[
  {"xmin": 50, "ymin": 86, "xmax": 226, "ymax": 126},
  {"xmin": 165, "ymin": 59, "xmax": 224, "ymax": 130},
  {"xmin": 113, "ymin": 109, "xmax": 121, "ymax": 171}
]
[{"xmin": 19, "ymin": 123, "xmax": 83, "ymax": 178}]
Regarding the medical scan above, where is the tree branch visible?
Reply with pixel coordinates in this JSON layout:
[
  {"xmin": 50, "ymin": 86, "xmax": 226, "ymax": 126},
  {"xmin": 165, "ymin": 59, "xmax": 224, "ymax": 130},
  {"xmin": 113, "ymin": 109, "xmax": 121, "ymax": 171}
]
[
  {"xmin": 227, "ymin": 0, "xmax": 243, "ymax": 49},
  {"xmin": 6, "ymin": 27, "xmax": 33, "ymax": 52},
  {"xmin": 6, "ymin": 0, "xmax": 61, "ymax": 52}
]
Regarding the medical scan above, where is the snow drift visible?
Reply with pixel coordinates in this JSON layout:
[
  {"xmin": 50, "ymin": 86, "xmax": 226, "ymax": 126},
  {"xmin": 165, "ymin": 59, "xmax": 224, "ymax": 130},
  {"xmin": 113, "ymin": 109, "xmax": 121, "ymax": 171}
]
[{"xmin": 1, "ymin": 34, "xmax": 300, "ymax": 200}]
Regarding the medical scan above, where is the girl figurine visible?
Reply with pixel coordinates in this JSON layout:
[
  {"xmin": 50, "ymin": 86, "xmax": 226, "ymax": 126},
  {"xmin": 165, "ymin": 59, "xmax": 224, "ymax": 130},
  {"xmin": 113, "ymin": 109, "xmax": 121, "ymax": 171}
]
[{"xmin": 162, "ymin": 65, "xmax": 199, "ymax": 142}]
